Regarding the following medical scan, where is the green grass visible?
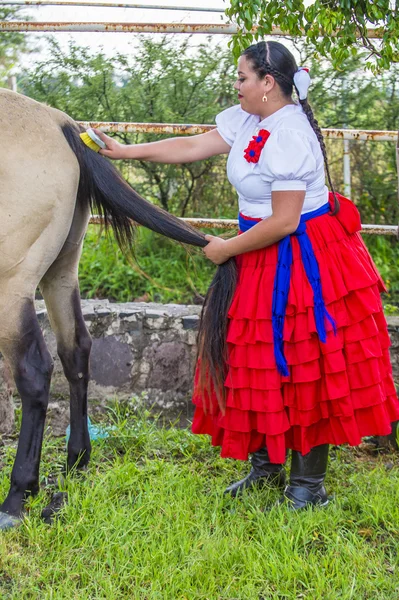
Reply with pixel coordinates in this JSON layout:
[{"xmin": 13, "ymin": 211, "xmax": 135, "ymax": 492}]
[{"xmin": 1, "ymin": 405, "xmax": 398, "ymax": 600}]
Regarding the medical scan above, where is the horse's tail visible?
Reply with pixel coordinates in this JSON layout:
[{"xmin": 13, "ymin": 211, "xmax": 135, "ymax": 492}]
[
  {"xmin": 61, "ymin": 122, "xmax": 206, "ymax": 251},
  {"xmin": 61, "ymin": 120, "xmax": 237, "ymax": 411}
]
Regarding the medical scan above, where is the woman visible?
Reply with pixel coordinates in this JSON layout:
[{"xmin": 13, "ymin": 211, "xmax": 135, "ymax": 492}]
[{"xmin": 95, "ymin": 40, "xmax": 399, "ymax": 509}]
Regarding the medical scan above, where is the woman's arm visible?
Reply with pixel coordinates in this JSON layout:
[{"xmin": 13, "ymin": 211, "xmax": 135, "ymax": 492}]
[
  {"xmin": 94, "ymin": 128, "xmax": 230, "ymax": 163},
  {"xmin": 203, "ymin": 190, "xmax": 306, "ymax": 265}
]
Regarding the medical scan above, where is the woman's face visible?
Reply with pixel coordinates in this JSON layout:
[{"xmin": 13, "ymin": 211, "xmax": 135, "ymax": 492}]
[{"xmin": 234, "ymin": 55, "xmax": 268, "ymax": 115}]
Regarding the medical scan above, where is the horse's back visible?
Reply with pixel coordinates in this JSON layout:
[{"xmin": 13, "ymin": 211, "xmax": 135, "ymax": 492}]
[{"xmin": 0, "ymin": 90, "xmax": 82, "ymax": 292}]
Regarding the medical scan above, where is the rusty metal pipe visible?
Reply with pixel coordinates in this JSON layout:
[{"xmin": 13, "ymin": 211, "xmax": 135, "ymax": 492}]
[
  {"xmin": 0, "ymin": 22, "xmax": 386, "ymax": 38},
  {"xmin": 322, "ymin": 128, "xmax": 397, "ymax": 142},
  {"xmin": 88, "ymin": 215, "xmax": 398, "ymax": 235},
  {"xmin": 0, "ymin": 1, "xmax": 225, "ymax": 11},
  {"xmin": 77, "ymin": 121, "xmax": 398, "ymax": 142},
  {"xmin": 0, "ymin": 21, "xmax": 251, "ymax": 33},
  {"xmin": 79, "ymin": 122, "xmax": 215, "ymax": 135}
]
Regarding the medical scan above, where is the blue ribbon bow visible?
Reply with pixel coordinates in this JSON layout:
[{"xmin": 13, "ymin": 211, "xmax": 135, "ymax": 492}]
[{"xmin": 238, "ymin": 203, "xmax": 336, "ymax": 376}]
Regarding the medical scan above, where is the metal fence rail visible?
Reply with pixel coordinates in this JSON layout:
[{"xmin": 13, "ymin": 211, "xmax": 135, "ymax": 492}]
[
  {"xmin": 0, "ymin": 1, "xmax": 225, "ymax": 10},
  {"xmin": 88, "ymin": 216, "xmax": 398, "ymax": 236},
  {"xmin": 77, "ymin": 121, "xmax": 399, "ymax": 142},
  {"xmin": 0, "ymin": 21, "xmax": 385, "ymax": 37}
]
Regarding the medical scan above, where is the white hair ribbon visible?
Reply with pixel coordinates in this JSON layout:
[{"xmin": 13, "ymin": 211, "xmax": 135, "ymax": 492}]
[{"xmin": 293, "ymin": 67, "xmax": 311, "ymax": 101}]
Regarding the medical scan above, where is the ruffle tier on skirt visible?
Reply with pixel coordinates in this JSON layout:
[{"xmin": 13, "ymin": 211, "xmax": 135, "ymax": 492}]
[{"xmin": 192, "ymin": 207, "xmax": 399, "ymax": 463}]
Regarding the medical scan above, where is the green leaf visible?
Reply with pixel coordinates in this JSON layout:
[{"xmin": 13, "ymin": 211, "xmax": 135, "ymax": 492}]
[{"xmin": 228, "ymin": 1, "xmax": 398, "ymax": 72}]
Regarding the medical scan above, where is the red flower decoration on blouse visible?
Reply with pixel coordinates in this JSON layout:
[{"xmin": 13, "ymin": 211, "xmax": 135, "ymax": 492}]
[{"xmin": 244, "ymin": 129, "xmax": 270, "ymax": 163}]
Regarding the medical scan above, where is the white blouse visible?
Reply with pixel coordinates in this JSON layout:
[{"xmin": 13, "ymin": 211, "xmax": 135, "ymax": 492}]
[{"xmin": 216, "ymin": 103, "xmax": 329, "ymax": 219}]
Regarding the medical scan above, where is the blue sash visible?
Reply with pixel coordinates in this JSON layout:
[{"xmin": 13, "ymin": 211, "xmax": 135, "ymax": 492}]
[{"xmin": 238, "ymin": 203, "xmax": 336, "ymax": 376}]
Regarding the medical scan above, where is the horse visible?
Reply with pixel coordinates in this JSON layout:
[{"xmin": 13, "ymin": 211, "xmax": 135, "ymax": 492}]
[{"xmin": 0, "ymin": 88, "xmax": 212, "ymax": 530}]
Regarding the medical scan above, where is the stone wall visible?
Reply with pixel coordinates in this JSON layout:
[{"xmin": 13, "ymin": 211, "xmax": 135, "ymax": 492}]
[
  {"xmin": 0, "ymin": 301, "xmax": 398, "ymax": 437},
  {"xmin": 0, "ymin": 300, "xmax": 202, "ymax": 436}
]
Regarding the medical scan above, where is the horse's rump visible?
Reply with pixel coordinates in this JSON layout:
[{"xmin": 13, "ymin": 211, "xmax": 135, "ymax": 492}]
[{"xmin": 0, "ymin": 89, "xmax": 81, "ymax": 292}]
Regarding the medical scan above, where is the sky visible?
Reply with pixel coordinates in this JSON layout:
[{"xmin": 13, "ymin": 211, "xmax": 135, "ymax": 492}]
[{"xmin": 21, "ymin": 0, "xmax": 232, "ymax": 65}]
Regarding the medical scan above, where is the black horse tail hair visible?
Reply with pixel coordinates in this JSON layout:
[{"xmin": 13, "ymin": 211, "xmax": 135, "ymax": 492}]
[
  {"xmin": 61, "ymin": 121, "xmax": 207, "ymax": 250},
  {"xmin": 195, "ymin": 257, "xmax": 238, "ymax": 411},
  {"xmin": 61, "ymin": 120, "xmax": 237, "ymax": 411}
]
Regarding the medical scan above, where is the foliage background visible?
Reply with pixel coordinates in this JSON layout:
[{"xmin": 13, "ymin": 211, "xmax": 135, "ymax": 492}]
[
  {"xmin": 226, "ymin": 0, "xmax": 399, "ymax": 71},
  {"xmin": 0, "ymin": 6, "xmax": 32, "ymax": 85}
]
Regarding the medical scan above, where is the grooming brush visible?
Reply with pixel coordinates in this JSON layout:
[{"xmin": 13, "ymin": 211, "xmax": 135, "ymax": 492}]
[{"xmin": 79, "ymin": 128, "xmax": 107, "ymax": 152}]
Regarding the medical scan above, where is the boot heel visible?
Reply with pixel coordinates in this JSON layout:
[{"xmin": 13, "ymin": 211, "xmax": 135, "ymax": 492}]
[{"xmin": 281, "ymin": 484, "xmax": 329, "ymax": 510}]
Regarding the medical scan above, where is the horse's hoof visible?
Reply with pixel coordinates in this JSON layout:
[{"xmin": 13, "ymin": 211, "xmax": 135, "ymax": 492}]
[
  {"xmin": 41, "ymin": 491, "xmax": 68, "ymax": 524},
  {"xmin": 0, "ymin": 511, "xmax": 22, "ymax": 531}
]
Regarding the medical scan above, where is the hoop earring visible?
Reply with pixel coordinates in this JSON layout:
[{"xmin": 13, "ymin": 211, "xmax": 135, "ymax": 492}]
[{"xmin": 262, "ymin": 93, "xmax": 268, "ymax": 103}]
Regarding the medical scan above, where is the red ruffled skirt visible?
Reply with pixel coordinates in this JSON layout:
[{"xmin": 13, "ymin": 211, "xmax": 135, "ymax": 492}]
[{"xmin": 192, "ymin": 197, "xmax": 399, "ymax": 463}]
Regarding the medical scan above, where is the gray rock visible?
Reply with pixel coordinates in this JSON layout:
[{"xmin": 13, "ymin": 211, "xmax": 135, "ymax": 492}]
[
  {"xmin": 182, "ymin": 315, "xmax": 200, "ymax": 330},
  {"xmin": 146, "ymin": 341, "xmax": 192, "ymax": 391},
  {"xmin": 90, "ymin": 337, "xmax": 133, "ymax": 387}
]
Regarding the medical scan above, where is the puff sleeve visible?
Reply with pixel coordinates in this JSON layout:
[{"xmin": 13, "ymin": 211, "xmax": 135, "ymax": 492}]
[
  {"xmin": 215, "ymin": 105, "xmax": 250, "ymax": 147},
  {"xmin": 259, "ymin": 129, "xmax": 317, "ymax": 191}
]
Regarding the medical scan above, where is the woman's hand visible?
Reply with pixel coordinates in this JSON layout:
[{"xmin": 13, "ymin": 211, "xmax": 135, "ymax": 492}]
[
  {"xmin": 92, "ymin": 129, "xmax": 127, "ymax": 160},
  {"xmin": 203, "ymin": 234, "xmax": 231, "ymax": 265}
]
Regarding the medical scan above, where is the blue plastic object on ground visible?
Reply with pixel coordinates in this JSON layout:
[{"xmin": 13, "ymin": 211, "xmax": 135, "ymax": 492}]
[{"xmin": 66, "ymin": 417, "xmax": 112, "ymax": 442}]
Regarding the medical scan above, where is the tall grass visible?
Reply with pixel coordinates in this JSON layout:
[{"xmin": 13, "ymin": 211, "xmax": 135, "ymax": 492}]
[{"xmin": 78, "ymin": 226, "xmax": 215, "ymax": 304}]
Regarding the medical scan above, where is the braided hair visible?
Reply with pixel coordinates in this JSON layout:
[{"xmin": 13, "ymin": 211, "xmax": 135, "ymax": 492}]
[{"xmin": 242, "ymin": 41, "xmax": 339, "ymax": 214}]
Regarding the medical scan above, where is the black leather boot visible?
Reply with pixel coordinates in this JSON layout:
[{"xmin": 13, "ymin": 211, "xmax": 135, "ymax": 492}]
[
  {"xmin": 224, "ymin": 447, "xmax": 286, "ymax": 497},
  {"xmin": 280, "ymin": 444, "xmax": 329, "ymax": 510},
  {"xmin": 367, "ymin": 421, "xmax": 399, "ymax": 451},
  {"xmin": 388, "ymin": 421, "xmax": 399, "ymax": 450}
]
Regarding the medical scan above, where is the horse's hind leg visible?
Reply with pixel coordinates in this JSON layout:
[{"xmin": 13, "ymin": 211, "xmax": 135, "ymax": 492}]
[
  {"xmin": 40, "ymin": 273, "xmax": 92, "ymax": 474},
  {"xmin": 0, "ymin": 300, "xmax": 54, "ymax": 527},
  {"xmin": 39, "ymin": 204, "xmax": 92, "ymax": 475}
]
